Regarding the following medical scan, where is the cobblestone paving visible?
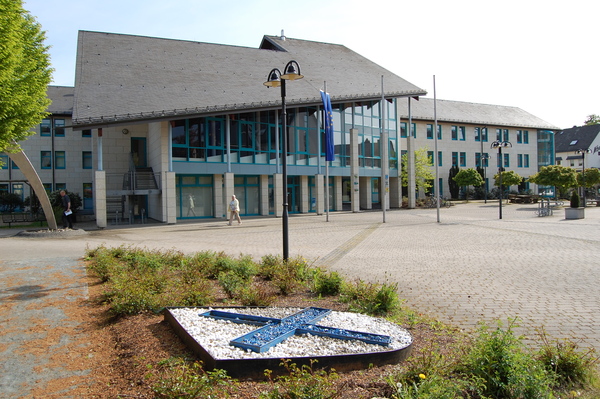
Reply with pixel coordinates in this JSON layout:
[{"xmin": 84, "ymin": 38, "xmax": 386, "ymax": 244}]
[{"xmin": 2, "ymin": 201, "xmax": 599, "ymax": 354}]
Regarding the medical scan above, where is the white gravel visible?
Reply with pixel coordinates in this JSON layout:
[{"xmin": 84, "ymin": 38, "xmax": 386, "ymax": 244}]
[{"xmin": 168, "ymin": 307, "xmax": 412, "ymax": 360}]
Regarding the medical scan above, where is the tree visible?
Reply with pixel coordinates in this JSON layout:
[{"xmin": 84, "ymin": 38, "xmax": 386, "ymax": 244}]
[
  {"xmin": 453, "ymin": 168, "xmax": 484, "ymax": 201},
  {"xmin": 493, "ymin": 170, "xmax": 523, "ymax": 189},
  {"xmin": 577, "ymin": 168, "xmax": 600, "ymax": 189},
  {"xmin": 448, "ymin": 165, "xmax": 460, "ymax": 199},
  {"xmin": 0, "ymin": 0, "xmax": 52, "ymax": 155},
  {"xmin": 528, "ymin": 165, "xmax": 578, "ymax": 198},
  {"xmin": 401, "ymin": 147, "xmax": 435, "ymax": 194},
  {"xmin": 584, "ymin": 114, "xmax": 600, "ymax": 125}
]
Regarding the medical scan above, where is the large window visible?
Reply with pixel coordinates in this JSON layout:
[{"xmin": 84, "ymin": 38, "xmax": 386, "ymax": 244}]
[
  {"xmin": 82, "ymin": 151, "xmax": 92, "ymax": 169},
  {"xmin": 41, "ymin": 151, "xmax": 52, "ymax": 169},
  {"xmin": 40, "ymin": 119, "xmax": 51, "ymax": 136},
  {"xmin": 55, "ymin": 151, "xmax": 66, "ymax": 169}
]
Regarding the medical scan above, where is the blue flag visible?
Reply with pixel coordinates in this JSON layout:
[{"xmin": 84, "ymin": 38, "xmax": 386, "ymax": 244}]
[{"xmin": 320, "ymin": 90, "xmax": 335, "ymax": 161}]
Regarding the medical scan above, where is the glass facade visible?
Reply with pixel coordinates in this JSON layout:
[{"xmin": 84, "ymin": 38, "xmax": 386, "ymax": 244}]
[{"xmin": 171, "ymin": 100, "xmax": 397, "ymax": 171}]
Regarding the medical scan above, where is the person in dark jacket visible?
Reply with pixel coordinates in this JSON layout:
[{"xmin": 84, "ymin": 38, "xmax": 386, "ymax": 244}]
[{"xmin": 60, "ymin": 190, "xmax": 74, "ymax": 229}]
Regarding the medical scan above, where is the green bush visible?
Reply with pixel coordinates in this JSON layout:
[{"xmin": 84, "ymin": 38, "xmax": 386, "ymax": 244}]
[
  {"xmin": 237, "ymin": 283, "xmax": 275, "ymax": 306},
  {"xmin": 340, "ymin": 279, "xmax": 400, "ymax": 316},
  {"xmin": 536, "ymin": 329, "xmax": 599, "ymax": 389},
  {"xmin": 153, "ymin": 359, "xmax": 233, "ymax": 398},
  {"xmin": 459, "ymin": 319, "xmax": 556, "ymax": 398},
  {"xmin": 570, "ymin": 190, "xmax": 580, "ymax": 208},
  {"xmin": 260, "ymin": 360, "xmax": 339, "ymax": 399},
  {"xmin": 218, "ymin": 270, "xmax": 248, "ymax": 298},
  {"xmin": 312, "ymin": 269, "xmax": 343, "ymax": 296}
]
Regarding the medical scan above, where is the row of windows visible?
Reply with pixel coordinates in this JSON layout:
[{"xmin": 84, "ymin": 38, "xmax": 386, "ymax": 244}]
[
  {"xmin": 1, "ymin": 152, "xmax": 92, "ymax": 170},
  {"xmin": 402, "ymin": 124, "xmax": 530, "ymax": 144},
  {"xmin": 415, "ymin": 151, "xmax": 532, "ymax": 169},
  {"xmin": 171, "ymin": 101, "xmax": 398, "ymax": 168},
  {"xmin": 39, "ymin": 118, "xmax": 91, "ymax": 137}
]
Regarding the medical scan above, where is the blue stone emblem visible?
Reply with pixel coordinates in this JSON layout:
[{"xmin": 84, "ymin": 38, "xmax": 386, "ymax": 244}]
[{"xmin": 200, "ymin": 307, "xmax": 392, "ymax": 353}]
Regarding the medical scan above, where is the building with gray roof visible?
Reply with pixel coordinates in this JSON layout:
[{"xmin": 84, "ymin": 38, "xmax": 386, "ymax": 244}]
[{"xmin": 1, "ymin": 31, "xmax": 560, "ymax": 227}]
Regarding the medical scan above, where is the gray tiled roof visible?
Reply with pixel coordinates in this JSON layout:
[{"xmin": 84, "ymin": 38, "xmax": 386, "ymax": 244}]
[
  {"xmin": 47, "ymin": 86, "xmax": 74, "ymax": 115},
  {"xmin": 397, "ymin": 98, "xmax": 559, "ymax": 130},
  {"xmin": 554, "ymin": 125, "xmax": 600, "ymax": 152},
  {"xmin": 73, "ymin": 32, "xmax": 426, "ymax": 128}
]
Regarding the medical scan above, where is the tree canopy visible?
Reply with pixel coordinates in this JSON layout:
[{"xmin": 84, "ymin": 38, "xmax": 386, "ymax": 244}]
[
  {"xmin": 401, "ymin": 147, "xmax": 435, "ymax": 193},
  {"xmin": 493, "ymin": 170, "xmax": 522, "ymax": 188},
  {"xmin": 578, "ymin": 168, "xmax": 600, "ymax": 188},
  {"xmin": 0, "ymin": 0, "xmax": 52, "ymax": 154},
  {"xmin": 453, "ymin": 168, "xmax": 484, "ymax": 188},
  {"xmin": 528, "ymin": 165, "xmax": 578, "ymax": 197},
  {"xmin": 584, "ymin": 114, "xmax": 600, "ymax": 126}
]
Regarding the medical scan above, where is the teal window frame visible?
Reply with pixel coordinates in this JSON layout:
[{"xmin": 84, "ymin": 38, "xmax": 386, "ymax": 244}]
[
  {"xmin": 458, "ymin": 126, "xmax": 465, "ymax": 141},
  {"xmin": 517, "ymin": 154, "xmax": 523, "ymax": 167},
  {"xmin": 459, "ymin": 152, "xmax": 466, "ymax": 167},
  {"xmin": 55, "ymin": 151, "xmax": 66, "ymax": 169},
  {"xmin": 41, "ymin": 151, "xmax": 52, "ymax": 169},
  {"xmin": 40, "ymin": 118, "xmax": 51, "ymax": 136},
  {"xmin": 524, "ymin": 154, "xmax": 530, "ymax": 168},
  {"xmin": 427, "ymin": 124, "xmax": 433, "ymax": 139},
  {"xmin": 523, "ymin": 130, "xmax": 529, "ymax": 144},
  {"xmin": 452, "ymin": 151, "xmax": 458, "ymax": 166},
  {"xmin": 82, "ymin": 129, "xmax": 92, "ymax": 137},
  {"xmin": 54, "ymin": 119, "xmax": 65, "ymax": 137},
  {"xmin": 82, "ymin": 151, "xmax": 92, "ymax": 169},
  {"xmin": 437, "ymin": 151, "xmax": 443, "ymax": 166},
  {"xmin": 516, "ymin": 130, "xmax": 523, "ymax": 144}
]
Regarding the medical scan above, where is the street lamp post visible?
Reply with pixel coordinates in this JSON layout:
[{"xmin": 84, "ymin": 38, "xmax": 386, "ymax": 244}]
[
  {"xmin": 576, "ymin": 148, "xmax": 591, "ymax": 208},
  {"xmin": 264, "ymin": 61, "xmax": 304, "ymax": 261},
  {"xmin": 491, "ymin": 140, "xmax": 512, "ymax": 219},
  {"xmin": 482, "ymin": 153, "xmax": 490, "ymax": 204}
]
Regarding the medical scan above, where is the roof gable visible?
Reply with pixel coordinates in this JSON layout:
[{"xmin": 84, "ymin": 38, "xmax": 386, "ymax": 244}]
[
  {"xmin": 555, "ymin": 125, "xmax": 600, "ymax": 152},
  {"xmin": 73, "ymin": 31, "xmax": 426, "ymax": 127}
]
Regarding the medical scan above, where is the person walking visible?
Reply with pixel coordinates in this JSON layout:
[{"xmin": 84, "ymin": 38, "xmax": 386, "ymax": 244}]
[
  {"xmin": 60, "ymin": 190, "xmax": 74, "ymax": 229},
  {"xmin": 228, "ymin": 195, "xmax": 242, "ymax": 226},
  {"xmin": 187, "ymin": 194, "xmax": 196, "ymax": 216}
]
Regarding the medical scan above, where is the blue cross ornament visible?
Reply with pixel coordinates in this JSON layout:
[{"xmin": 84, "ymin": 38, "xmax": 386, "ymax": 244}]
[{"xmin": 200, "ymin": 307, "xmax": 392, "ymax": 353}]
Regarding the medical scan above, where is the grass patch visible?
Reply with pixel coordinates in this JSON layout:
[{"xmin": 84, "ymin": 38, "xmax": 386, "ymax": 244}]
[{"xmin": 85, "ymin": 245, "xmax": 600, "ymax": 398}]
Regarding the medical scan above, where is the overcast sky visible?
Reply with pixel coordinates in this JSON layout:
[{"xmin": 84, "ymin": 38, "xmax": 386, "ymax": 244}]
[{"xmin": 23, "ymin": 0, "xmax": 599, "ymax": 129}]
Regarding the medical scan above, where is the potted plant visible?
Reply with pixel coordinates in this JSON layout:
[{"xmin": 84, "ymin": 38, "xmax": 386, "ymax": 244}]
[{"xmin": 565, "ymin": 191, "xmax": 585, "ymax": 219}]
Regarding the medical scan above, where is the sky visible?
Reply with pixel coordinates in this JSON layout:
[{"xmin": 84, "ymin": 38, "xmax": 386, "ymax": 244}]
[{"xmin": 22, "ymin": 0, "xmax": 600, "ymax": 129}]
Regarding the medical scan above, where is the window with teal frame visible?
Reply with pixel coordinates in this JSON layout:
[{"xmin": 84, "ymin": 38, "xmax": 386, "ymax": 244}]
[
  {"xmin": 54, "ymin": 119, "xmax": 65, "ymax": 137},
  {"xmin": 41, "ymin": 151, "xmax": 52, "ymax": 169},
  {"xmin": 40, "ymin": 119, "xmax": 51, "ymax": 136},
  {"xmin": 55, "ymin": 151, "xmax": 66, "ymax": 169},
  {"xmin": 82, "ymin": 151, "xmax": 92, "ymax": 169},
  {"xmin": 0, "ymin": 153, "xmax": 8, "ymax": 169}
]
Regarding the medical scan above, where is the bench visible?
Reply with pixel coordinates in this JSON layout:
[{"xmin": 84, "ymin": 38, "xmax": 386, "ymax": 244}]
[
  {"xmin": 508, "ymin": 194, "xmax": 540, "ymax": 204},
  {"xmin": 1, "ymin": 213, "xmax": 37, "ymax": 228}
]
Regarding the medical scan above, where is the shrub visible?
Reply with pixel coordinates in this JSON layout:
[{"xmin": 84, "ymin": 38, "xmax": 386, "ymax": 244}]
[
  {"xmin": 340, "ymin": 279, "xmax": 400, "ymax": 316},
  {"xmin": 536, "ymin": 329, "xmax": 599, "ymax": 389},
  {"xmin": 570, "ymin": 190, "xmax": 580, "ymax": 208},
  {"xmin": 312, "ymin": 269, "xmax": 343, "ymax": 296},
  {"xmin": 153, "ymin": 359, "xmax": 233, "ymax": 398},
  {"xmin": 458, "ymin": 319, "xmax": 555, "ymax": 399},
  {"xmin": 218, "ymin": 271, "xmax": 248, "ymax": 298},
  {"xmin": 260, "ymin": 360, "xmax": 339, "ymax": 399},
  {"xmin": 237, "ymin": 283, "xmax": 275, "ymax": 306}
]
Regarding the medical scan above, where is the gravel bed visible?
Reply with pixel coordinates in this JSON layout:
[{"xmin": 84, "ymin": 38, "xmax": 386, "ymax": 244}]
[{"xmin": 169, "ymin": 307, "xmax": 412, "ymax": 360}]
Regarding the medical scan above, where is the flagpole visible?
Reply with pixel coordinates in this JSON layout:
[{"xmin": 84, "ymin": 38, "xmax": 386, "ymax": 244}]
[
  {"xmin": 381, "ymin": 75, "xmax": 387, "ymax": 223},
  {"xmin": 324, "ymin": 81, "xmax": 330, "ymax": 222},
  {"xmin": 434, "ymin": 75, "xmax": 440, "ymax": 223}
]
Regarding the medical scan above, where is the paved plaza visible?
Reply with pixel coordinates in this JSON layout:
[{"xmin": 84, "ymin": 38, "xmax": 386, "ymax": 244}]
[{"xmin": 1, "ymin": 201, "xmax": 599, "ymax": 395}]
